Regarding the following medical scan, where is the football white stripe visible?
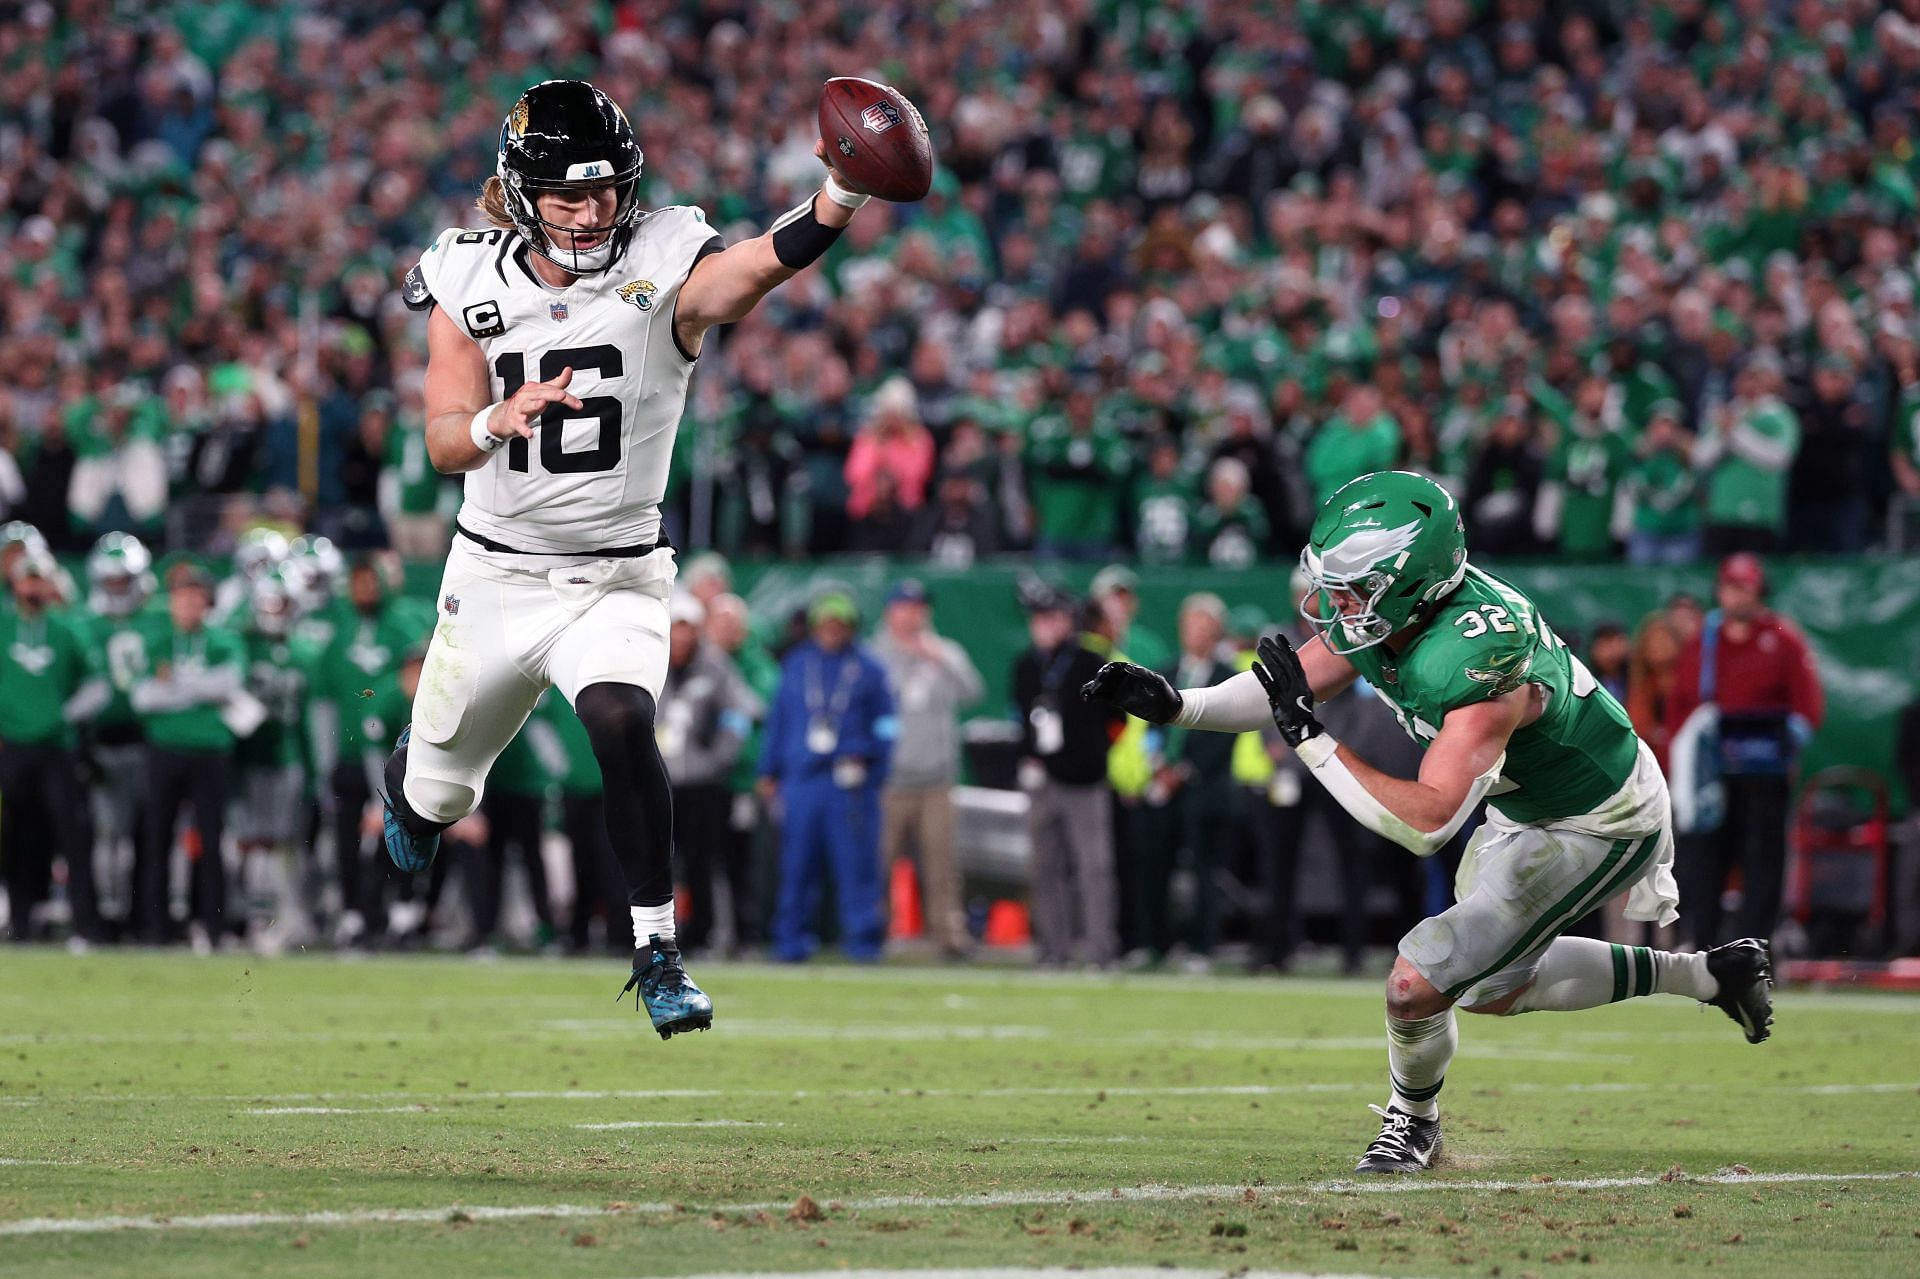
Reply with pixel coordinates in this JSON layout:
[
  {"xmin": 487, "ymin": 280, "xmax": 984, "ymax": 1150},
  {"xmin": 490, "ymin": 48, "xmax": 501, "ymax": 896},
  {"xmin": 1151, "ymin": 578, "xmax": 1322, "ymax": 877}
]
[{"xmin": 0, "ymin": 1171, "xmax": 1909, "ymax": 1236}]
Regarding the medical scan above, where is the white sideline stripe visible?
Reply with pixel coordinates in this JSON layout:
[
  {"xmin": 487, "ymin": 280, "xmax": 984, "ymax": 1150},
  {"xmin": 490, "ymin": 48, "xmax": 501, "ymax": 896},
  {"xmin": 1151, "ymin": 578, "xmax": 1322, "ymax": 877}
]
[
  {"xmin": 3, "ymin": 1080, "xmax": 1916, "ymax": 1107},
  {"xmin": 985, "ymin": 1136, "xmax": 1154, "ymax": 1145},
  {"xmin": 0, "ymin": 1159, "xmax": 67, "ymax": 1166},
  {"xmin": 244, "ymin": 1107, "xmax": 436, "ymax": 1116},
  {"xmin": 1, "ymin": 1170, "xmax": 1911, "ymax": 1237},
  {"xmin": 574, "ymin": 1120, "xmax": 766, "ymax": 1131},
  {"xmin": 661, "ymin": 1271, "xmax": 1394, "ymax": 1279}
]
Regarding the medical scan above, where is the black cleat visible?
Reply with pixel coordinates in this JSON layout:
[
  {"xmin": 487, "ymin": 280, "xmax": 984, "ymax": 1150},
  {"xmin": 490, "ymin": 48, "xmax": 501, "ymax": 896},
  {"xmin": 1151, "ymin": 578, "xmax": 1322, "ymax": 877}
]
[
  {"xmin": 1705, "ymin": 938, "xmax": 1774, "ymax": 1044},
  {"xmin": 1354, "ymin": 1103, "xmax": 1443, "ymax": 1174}
]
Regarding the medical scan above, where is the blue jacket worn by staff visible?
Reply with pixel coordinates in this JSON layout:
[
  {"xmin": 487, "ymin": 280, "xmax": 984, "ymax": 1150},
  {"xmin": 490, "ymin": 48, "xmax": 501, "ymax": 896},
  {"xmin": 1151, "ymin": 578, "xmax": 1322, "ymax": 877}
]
[{"xmin": 761, "ymin": 612, "xmax": 896, "ymax": 962}]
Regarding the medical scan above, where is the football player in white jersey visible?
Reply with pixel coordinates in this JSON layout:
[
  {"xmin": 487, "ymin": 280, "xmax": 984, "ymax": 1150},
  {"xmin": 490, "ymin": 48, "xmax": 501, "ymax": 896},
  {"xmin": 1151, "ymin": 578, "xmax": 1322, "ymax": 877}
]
[{"xmin": 385, "ymin": 79, "xmax": 881, "ymax": 1038}]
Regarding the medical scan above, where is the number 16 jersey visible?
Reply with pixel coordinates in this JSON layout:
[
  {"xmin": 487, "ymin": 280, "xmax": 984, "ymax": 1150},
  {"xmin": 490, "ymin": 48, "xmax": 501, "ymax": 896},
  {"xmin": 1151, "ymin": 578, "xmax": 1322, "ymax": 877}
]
[{"xmin": 404, "ymin": 208, "xmax": 721, "ymax": 553}]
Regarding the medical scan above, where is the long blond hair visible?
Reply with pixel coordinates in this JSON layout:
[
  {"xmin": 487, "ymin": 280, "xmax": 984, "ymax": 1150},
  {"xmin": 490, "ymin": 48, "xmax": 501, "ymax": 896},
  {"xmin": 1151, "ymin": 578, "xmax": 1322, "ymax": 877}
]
[{"xmin": 476, "ymin": 175, "xmax": 515, "ymax": 231}]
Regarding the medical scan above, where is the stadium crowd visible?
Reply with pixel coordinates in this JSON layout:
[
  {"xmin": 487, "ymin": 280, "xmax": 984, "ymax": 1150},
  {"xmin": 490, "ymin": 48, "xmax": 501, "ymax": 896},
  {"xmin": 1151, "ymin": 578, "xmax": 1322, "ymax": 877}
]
[
  {"xmin": 1, "ymin": 2, "xmax": 1918, "ymax": 959},
  {"xmin": 4, "ymin": 523, "xmax": 1909, "ymax": 965},
  {"xmin": 4, "ymin": 2, "xmax": 1920, "ymax": 563}
]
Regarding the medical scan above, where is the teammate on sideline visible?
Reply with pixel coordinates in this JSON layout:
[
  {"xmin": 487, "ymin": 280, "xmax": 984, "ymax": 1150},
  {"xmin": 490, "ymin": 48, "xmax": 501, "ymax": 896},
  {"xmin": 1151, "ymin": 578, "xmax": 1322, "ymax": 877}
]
[
  {"xmin": 1083, "ymin": 470, "xmax": 1774, "ymax": 1173},
  {"xmin": 384, "ymin": 79, "xmax": 883, "ymax": 1038}
]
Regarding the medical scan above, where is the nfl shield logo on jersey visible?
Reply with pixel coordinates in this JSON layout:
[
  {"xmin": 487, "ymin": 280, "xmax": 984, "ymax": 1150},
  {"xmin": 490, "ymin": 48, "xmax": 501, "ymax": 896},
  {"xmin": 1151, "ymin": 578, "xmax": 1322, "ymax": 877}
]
[{"xmin": 549, "ymin": 300, "xmax": 569, "ymax": 322}]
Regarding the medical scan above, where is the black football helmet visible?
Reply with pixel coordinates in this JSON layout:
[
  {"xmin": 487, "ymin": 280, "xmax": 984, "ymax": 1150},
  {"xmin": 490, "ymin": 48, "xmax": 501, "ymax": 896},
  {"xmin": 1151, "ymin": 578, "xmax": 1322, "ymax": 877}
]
[{"xmin": 498, "ymin": 80, "xmax": 645, "ymax": 275}]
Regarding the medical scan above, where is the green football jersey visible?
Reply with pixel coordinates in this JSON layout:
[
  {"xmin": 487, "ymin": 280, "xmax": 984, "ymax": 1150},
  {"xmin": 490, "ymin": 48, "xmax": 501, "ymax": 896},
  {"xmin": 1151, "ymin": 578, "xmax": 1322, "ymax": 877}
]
[
  {"xmin": 1338, "ymin": 565, "xmax": 1640, "ymax": 825},
  {"xmin": 80, "ymin": 607, "xmax": 156, "ymax": 732},
  {"xmin": 237, "ymin": 630, "xmax": 317, "ymax": 768}
]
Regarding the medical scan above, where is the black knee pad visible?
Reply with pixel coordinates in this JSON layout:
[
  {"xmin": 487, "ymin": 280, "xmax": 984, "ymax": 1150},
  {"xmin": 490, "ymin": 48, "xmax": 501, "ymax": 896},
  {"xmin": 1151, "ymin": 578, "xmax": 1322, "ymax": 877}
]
[{"xmin": 575, "ymin": 682, "xmax": 658, "ymax": 747}]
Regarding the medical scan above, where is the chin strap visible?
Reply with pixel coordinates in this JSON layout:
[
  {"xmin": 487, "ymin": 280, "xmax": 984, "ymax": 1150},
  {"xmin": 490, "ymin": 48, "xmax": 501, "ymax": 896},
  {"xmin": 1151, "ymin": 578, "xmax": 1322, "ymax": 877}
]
[{"xmin": 1296, "ymin": 734, "xmax": 1503, "ymax": 857}]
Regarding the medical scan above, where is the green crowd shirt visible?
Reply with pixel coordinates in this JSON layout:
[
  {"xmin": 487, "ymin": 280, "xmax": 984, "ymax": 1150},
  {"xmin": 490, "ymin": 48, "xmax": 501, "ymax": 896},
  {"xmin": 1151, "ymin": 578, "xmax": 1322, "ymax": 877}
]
[
  {"xmin": 1704, "ymin": 398, "xmax": 1799, "ymax": 531},
  {"xmin": 1025, "ymin": 416, "xmax": 1131, "ymax": 547},
  {"xmin": 0, "ymin": 605, "xmax": 97, "ymax": 747},
  {"xmin": 539, "ymin": 691, "xmax": 604, "ymax": 796},
  {"xmin": 1131, "ymin": 475, "xmax": 1196, "ymax": 566},
  {"xmin": 1548, "ymin": 427, "xmax": 1631, "ymax": 559},
  {"xmin": 1304, "ymin": 414, "xmax": 1403, "ymax": 502},
  {"xmin": 1625, "ymin": 446, "xmax": 1701, "ymax": 538},
  {"xmin": 136, "ymin": 620, "xmax": 247, "ymax": 752}
]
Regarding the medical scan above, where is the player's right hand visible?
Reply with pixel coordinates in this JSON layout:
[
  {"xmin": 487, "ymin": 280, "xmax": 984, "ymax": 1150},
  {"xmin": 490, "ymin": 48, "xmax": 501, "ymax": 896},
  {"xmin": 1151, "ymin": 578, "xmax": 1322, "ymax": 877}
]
[
  {"xmin": 490, "ymin": 366, "xmax": 583, "ymax": 439},
  {"xmin": 1080, "ymin": 661, "xmax": 1182, "ymax": 725}
]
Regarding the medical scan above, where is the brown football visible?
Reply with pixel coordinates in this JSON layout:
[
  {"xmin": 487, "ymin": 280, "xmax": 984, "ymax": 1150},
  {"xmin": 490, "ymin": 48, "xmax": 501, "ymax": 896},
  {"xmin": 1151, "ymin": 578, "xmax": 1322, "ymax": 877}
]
[{"xmin": 818, "ymin": 77, "xmax": 934, "ymax": 203}]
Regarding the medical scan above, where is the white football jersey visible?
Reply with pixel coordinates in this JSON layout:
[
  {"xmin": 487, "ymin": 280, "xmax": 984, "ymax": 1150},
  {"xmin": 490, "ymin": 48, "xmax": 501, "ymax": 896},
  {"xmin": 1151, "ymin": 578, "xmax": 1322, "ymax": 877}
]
[{"xmin": 407, "ymin": 207, "xmax": 720, "ymax": 553}]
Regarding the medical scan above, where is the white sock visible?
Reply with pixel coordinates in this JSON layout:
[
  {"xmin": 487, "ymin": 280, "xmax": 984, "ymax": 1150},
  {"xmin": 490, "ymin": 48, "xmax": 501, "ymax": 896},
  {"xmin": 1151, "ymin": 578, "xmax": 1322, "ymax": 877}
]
[
  {"xmin": 1385, "ymin": 1009, "xmax": 1456, "ymax": 1118},
  {"xmin": 1649, "ymin": 947, "xmax": 1718, "ymax": 1001},
  {"xmin": 631, "ymin": 901, "xmax": 675, "ymax": 945},
  {"xmin": 1511, "ymin": 937, "xmax": 1718, "ymax": 1013}
]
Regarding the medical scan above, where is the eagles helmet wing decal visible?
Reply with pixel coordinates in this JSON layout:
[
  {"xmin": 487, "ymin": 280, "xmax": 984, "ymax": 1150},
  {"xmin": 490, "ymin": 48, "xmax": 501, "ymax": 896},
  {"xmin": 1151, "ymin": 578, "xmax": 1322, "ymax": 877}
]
[{"xmin": 1319, "ymin": 519, "xmax": 1425, "ymax": 579}]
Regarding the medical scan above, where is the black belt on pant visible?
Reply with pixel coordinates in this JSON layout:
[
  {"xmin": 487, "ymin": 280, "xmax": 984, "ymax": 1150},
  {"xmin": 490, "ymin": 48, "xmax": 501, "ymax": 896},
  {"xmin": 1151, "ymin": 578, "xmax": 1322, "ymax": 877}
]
[{"xmin": 456, "ymin": 521, "xmax": 671, "ymax": 559}]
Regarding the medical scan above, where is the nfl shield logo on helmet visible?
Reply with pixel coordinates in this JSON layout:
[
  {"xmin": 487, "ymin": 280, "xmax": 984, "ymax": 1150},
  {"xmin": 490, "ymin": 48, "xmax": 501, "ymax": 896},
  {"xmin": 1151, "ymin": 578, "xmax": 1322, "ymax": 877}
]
[
  {"xmin": 861, "ymin": 101, "xmax": 902, "ymax": 134},
  {"xmin": 550, "ymin": 300, "xmax": 569, "ymax": 322}
]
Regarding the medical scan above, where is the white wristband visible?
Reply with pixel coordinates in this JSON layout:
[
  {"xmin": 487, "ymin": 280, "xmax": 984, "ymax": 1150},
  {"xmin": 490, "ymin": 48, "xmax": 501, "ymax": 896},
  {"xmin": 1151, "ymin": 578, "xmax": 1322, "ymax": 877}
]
[
  {"xmin": 1293, "ymin": 732, "xmax": 1339, "ymax": 770},
  {"xmin": 823, "ymin": 174, "xmax": 871, "ymax": 210},
  {"xmin": 470, "ymin": 405, "xmax": 506, "ymax": 453}
]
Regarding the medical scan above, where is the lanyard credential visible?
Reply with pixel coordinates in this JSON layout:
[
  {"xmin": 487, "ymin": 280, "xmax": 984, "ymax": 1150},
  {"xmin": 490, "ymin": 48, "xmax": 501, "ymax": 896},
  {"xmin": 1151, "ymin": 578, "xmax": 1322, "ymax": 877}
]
[{"xmin": 804, "ymin": 651, "xmax": 861, "ymax": 755}]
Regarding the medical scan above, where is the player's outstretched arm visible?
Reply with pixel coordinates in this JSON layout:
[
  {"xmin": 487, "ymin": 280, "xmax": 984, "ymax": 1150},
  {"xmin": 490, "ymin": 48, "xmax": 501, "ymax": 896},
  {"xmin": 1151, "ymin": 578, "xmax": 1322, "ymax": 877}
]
[
  {"xmin": 1120, "ymin": 630, "xmax": 1358, "ymax": 733},
  {"xmin": 1305, "ymin": 689, "xmax": 1527, "ymax": 857},
  {"xmin": 675, "ymin": 141, "xmax": 868, "ymax": 352},
  {"xmin": 422, "ymin": 306, "xmax": 583, "ymax": 474}
]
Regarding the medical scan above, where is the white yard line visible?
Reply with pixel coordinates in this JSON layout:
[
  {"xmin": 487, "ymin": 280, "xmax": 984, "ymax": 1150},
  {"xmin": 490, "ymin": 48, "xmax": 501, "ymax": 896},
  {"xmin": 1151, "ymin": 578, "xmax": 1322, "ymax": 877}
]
[
  {"xmin": 243, "ymin": 1106, "xmax": 437, "ymax": 1116},
  {"xmin": 659, "ymin": 1271, "xmax": 1396, "ymax": 1279},
  {"xmin": 3, "ymin": 1079, "xmax": 1914, "ymax": 1108},
  {"xmin": 573, "ymin": 1120, "xmax": 767, "ymax": 1131},
  {"xmin": 0, "ymin": 1170, "xmax": 1910, "ymax": 1237}
]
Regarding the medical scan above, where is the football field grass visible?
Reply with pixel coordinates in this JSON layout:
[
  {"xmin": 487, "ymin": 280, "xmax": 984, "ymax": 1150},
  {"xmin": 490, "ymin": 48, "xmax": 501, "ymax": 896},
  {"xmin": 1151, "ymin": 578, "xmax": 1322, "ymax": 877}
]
[{"xmin": 0, "ymin": 950, "xmax": 1914, "ymax": 1278}]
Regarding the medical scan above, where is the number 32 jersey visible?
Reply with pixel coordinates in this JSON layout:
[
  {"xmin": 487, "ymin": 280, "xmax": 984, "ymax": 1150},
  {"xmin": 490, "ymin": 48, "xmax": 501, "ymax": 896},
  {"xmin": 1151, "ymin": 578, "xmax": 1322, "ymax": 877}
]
[
  {"xmin": 404, "ymin": 208, "xmax": 720, "ymax": 553},
  {"xmin": 1339, "ymin": 565, "xmax": 1641, "ymax": 825}
]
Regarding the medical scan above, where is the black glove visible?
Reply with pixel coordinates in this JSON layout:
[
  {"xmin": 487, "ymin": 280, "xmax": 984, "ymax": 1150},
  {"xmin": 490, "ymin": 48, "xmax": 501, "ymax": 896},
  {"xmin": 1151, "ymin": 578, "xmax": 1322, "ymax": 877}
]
[
  {"xmin": 1080, "ymin": 661, "xmax": 1183, "ymax": 725},
  {"xmin": 1250, "ymin": 633, "xmax": 1324, "ymax": 749}
]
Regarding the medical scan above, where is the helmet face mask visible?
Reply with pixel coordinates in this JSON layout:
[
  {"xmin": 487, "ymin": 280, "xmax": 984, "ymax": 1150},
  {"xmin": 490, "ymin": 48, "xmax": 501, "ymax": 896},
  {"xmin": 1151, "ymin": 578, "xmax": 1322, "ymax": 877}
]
[
  {"xmin": 1298, "ymin": 556, "xmax": 1403, "ymax": 655},
  {"xmin": 499, "ymin": 81, "xmax": 645, "ymax": 275},
  {"xmin": 1298, "ymin": 471, "xmax": 1469, "ymax": 656}
]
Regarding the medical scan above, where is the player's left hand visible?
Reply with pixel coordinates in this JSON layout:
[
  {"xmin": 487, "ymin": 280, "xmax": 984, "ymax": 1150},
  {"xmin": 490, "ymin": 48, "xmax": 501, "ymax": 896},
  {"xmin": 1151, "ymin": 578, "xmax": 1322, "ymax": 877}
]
[
  {"xmin": 1251, "ymin": 633, "xmax": 1324, "ymax": 750},
  {"xmin": 813, "ymin": 138, "xmax": 872, "ymax": 195}
]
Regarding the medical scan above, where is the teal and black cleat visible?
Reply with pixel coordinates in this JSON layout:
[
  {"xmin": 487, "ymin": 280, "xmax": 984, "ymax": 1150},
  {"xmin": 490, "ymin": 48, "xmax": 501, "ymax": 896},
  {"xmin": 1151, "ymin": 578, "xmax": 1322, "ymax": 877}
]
[
  {"xmin": 380, "ymin": 727, "xmax": 441, "ymax": 873},
  {"xmin": 618, "ymin": 934, "xmax": 714, "ymax": 1040}
]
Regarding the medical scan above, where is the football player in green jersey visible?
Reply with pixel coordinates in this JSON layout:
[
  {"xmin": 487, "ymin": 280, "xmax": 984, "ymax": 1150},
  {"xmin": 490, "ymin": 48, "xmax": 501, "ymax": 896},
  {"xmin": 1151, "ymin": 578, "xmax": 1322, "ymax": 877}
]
[
  {"xmin": 1084, "ymin": 471, "xmax": 1774, "ymax": 1174},
  {"xmin": 80, "ymin": 532, "xmax": 159, "ymax": 932},
  {"xmin": 234, "ymin": 569, "xmax": 321, "ymax": 953}
]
